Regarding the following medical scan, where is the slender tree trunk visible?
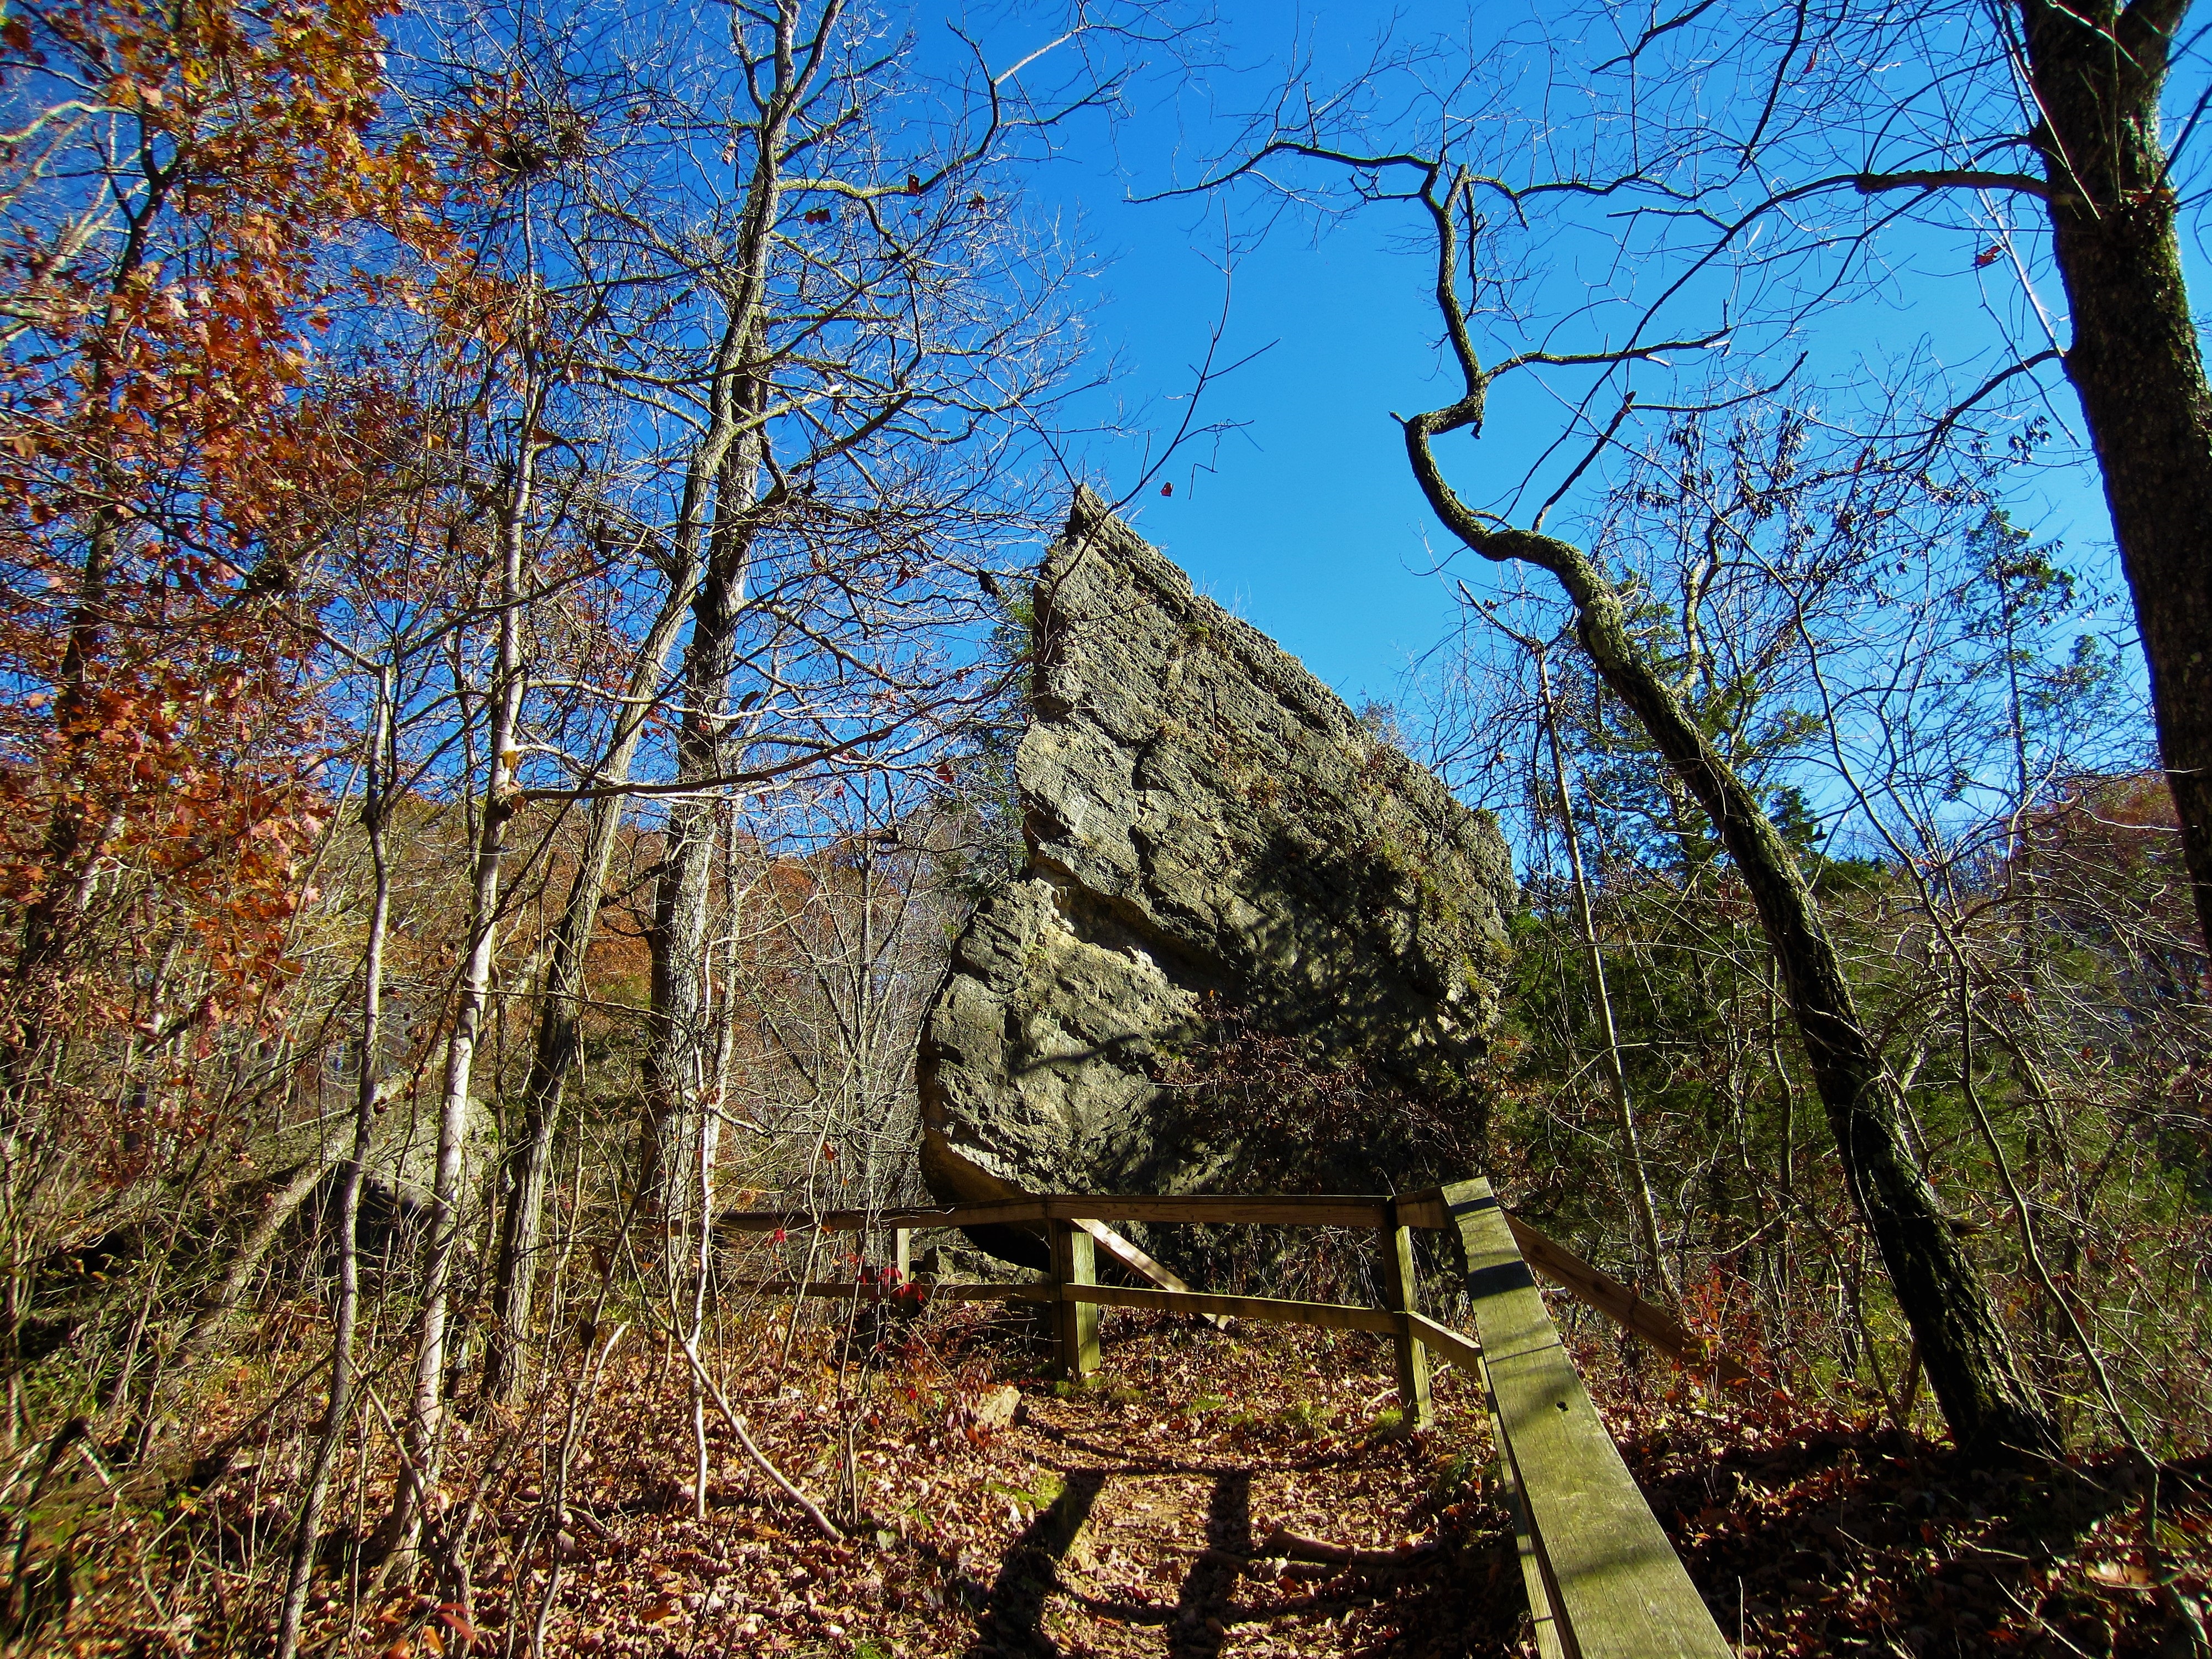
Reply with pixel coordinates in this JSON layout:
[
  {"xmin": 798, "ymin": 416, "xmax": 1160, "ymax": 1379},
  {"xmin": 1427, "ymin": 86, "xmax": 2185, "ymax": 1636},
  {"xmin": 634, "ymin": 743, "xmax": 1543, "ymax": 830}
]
[
  {"xmin": 2021, "ymin": 0, "xmax": 2212, "ymax": 954},
  {"xmin": 634, "ymin": 0, "xmax": 803, "ymax": 1225},
  {"xmin": 13, "ymin": 521, "xmax": 110, "ymax": 983},
  {"xmin": 644, "ymin": 408, "xmax": 765, "ymax": 1227},
  {"xmin": 706, "ymin": 796, "xmax": 747, "ymax": 1136},
  {"xmin": 483, "ymin": 571, "xmax": 702, "ymax": 1404},
  {"xmin": 1533, "ymin": 646, "xmax": 1679, "ymax": 1306},
  {"xmin": 275, "ymin": 674, "xmax": 394, "ymax": 1659},
  {"xmin": 686, "ymin": 1110, "xmax": 718, "ymax": 1522},
  {"xmin": 483, "ymin": 17, "xmax": 802, "ymax": 1378},
  {"xmin": 383, "ymin": 440, "xmax": 537, "ymax": 1569}
]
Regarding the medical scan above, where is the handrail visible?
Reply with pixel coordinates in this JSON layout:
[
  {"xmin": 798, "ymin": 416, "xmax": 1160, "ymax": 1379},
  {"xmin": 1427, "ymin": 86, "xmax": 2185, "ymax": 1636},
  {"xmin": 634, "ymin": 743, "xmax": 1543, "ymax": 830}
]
[
  {"xmin": 1438, "ymin": 1179, "xmax": 1733, "ymax": 1658},
  {"xmin": 1059, "ymin": 1281, "xmax": 1401, "ymax": 1334},
  {"xmin": 719, "ymin": 1189, "xmax": 1745, "ymax": 1381},
  {"xmin": 719, "ymin": 1193, "xmax": 1404, "ymax": 1230},
  {"xmin": 725, "ymin": 1178, "xmax": 1736, "ymax": 1657}
]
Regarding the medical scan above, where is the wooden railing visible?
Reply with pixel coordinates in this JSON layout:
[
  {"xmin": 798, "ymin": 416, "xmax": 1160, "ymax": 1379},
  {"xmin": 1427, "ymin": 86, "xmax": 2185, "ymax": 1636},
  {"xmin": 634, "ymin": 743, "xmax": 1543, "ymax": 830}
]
[{"xmin": 721, "ymin": 1181, "xmax": 1736, "ymax": 1659}]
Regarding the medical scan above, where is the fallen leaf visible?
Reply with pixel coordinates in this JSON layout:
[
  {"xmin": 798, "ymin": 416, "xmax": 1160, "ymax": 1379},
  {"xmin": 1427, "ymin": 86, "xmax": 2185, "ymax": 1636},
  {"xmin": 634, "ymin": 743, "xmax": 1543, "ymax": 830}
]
[{"xmin": 2087, "ymin": 1560, "xmax": 2152, "ymax": 1589}]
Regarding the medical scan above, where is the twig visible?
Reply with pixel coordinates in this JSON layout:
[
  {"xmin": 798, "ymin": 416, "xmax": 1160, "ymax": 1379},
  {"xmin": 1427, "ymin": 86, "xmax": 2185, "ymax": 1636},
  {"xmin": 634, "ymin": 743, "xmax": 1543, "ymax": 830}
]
[
  {"xmin": 672, "ymin": 1335, "xmax": 842, "ymax": 1541},
  {"xmin": 530, "ymin": 1322, "xmax": 629, "ymax": 1659},
  {"xmin": 1256, "ymin": 1526, "xmax": 1435, "ymax": 1566}
]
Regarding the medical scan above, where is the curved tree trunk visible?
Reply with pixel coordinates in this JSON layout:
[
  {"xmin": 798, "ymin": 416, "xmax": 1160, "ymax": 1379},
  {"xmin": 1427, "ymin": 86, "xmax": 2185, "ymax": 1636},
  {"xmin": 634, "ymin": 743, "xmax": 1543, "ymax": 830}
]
[
  {"xmin": 1394, "ymin": 172, "xmax": 2057, "ymax": 1455},
  {"xmin": 1416, "ymin": 466, "xmax": 2057, "ymax": 1458}
]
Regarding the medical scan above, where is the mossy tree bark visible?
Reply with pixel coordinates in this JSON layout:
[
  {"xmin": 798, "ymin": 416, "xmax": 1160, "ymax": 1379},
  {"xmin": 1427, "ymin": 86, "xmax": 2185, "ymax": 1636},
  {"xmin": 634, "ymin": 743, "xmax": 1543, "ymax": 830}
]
[
  {"xmin": 2021, "ymin": 0, "xmax": 2212, "ymax": 953},
  {"xmin": 1399, "ymin": 170, "xmax": 2059, "ymax": 1462}
]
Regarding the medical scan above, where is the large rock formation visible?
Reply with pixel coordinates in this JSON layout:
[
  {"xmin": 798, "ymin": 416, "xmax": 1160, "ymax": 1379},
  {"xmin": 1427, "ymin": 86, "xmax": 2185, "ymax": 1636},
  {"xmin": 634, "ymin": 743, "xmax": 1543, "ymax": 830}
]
[{"xmin": 919, "ymin": 492, "xmax": 1517, "ymax": 1248}]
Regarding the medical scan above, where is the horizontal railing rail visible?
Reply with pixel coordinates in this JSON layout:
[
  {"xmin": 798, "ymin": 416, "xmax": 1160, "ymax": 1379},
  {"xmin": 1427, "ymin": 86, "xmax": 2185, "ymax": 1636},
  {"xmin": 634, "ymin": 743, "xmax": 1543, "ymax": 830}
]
[
  {"xmin": 722, "ymin": 1181, "xmax": 1737, "ymax": 1658},
  {"xmin": 719, "ymin": 1189, "xmax": 1747, "ymax": 1384},
  {"xmin": 721, "ymin": 1193, "xmax": 1412, "ymax": 1230}
]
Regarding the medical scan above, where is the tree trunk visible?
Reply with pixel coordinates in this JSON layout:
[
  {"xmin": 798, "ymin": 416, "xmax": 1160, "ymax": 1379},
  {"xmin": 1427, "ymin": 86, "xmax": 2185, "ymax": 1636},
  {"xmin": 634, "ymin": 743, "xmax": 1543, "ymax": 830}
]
[
  {"xmin": 381, "ymin": 439, "xmax": 536, "ymax": 1571},
  {"xmin": 643, "ymin": 409, "xmax": 765, "ymax": 1227},
  {"xmin": 4, "ymin": 509, "xmax": 117, "ymax": 1109},
  {"xmin": 1533, "ymin": 646, "xmax": 1678, "ymax": 1307},
  {"xmin": 1405, "ymin": 435, "xmax": 2060, "ymax": 1462},
  {"xmin": 487, "ymin": 35, "xmax": 791, "ymax": 1373},
  {"xmin": 483, "ymin": 570, "xmax": 702, "ymax": 1404},
  {"xmin": 2022, "ymin": 0, "xmax": 2212, "ymax": 953},
  {"xmin": 275, "ymin": 674, "xmax": 394, "ymax": 1659}
]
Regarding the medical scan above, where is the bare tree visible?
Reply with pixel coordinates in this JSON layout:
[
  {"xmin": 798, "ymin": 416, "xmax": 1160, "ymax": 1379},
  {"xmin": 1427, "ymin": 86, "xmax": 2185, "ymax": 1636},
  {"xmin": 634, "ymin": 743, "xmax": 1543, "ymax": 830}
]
[
  {"xmin": 1344, "ymin": 1, "xmax": 2212, "ymax": 940},
  {"xmin": 1229, "ymin": 143, "xmax": 2060, "ymax": 1453},
  {"xmin": 1416, "ymin": 371, "xmax": 2204, "ymax": 1453}
]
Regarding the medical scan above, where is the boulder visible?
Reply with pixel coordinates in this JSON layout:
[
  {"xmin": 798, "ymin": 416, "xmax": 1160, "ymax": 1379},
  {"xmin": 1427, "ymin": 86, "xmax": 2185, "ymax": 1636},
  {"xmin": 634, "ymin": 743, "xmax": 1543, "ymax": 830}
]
[
  {"xmin": 296, "ymin": 1081, "xmax": 499, "ymax": 1261},
  {"xmin": 918, "ymin": 492, "xmax": 1517, "ymax": 1259}
]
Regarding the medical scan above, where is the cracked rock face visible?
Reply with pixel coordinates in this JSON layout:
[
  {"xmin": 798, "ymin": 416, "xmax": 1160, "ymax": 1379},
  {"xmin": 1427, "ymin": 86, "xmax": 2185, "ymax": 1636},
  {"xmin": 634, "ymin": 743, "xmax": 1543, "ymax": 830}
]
[{"xmin": 919, "ymin": 493, "xmax": 1517, "ymax": 1237}]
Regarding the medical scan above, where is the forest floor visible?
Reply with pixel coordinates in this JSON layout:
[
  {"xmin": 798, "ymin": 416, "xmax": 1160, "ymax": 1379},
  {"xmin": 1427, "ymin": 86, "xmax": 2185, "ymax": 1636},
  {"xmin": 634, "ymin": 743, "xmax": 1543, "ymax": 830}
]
[{"xmin": 57, "ymin": 1299, "xmax": 2212, "ymax": 1657}]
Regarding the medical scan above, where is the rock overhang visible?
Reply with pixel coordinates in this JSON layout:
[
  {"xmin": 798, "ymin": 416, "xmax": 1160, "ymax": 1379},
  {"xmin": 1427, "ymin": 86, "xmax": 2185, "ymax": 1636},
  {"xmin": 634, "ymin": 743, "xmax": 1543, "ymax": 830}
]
[{"xmin": 919, "ymin": 491, "xmax": 1517, "ymax": 1260}]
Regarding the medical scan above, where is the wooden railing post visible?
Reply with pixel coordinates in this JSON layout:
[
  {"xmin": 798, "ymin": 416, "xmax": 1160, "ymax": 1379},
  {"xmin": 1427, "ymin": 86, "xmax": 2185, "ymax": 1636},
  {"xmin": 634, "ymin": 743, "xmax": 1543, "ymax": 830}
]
[
  {"xmin": 1380, "ymin": 1197, "xmax": 1433, "ymax": 1430},
  {"xmin": 1050, "ymin": 1219, "xmax": 1099, "ymax": 1380}
]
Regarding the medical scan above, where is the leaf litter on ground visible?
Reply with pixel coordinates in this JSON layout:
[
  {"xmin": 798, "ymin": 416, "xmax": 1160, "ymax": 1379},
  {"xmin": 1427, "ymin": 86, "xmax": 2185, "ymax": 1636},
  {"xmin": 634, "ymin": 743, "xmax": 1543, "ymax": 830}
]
[{"xmin": 50, "ymin": 1294, "xmax": 2212, "ymax": 1656}]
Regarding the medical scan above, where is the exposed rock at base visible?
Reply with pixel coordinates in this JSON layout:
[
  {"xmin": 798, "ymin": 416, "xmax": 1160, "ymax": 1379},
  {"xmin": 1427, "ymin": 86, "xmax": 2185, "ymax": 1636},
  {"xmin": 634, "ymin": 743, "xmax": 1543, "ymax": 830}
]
[
  {"xmin": 294, "ymin": 1083, "xmax": 499, "ymax": 1260},
  {"xmin": 919, "ymin": 492, "xmax": 1517, "ymax": 1248}
]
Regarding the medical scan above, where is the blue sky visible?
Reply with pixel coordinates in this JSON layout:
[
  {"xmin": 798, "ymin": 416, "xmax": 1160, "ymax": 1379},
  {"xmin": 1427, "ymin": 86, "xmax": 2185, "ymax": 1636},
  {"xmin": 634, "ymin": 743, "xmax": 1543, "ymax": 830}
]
[
  {"xmin": 1076, "ymin": 204, "xmax": 1460, "ymax": 711},
  {"xmin": 1007, "ymin": 0, "xmax": 2135, "ymax": 717}
]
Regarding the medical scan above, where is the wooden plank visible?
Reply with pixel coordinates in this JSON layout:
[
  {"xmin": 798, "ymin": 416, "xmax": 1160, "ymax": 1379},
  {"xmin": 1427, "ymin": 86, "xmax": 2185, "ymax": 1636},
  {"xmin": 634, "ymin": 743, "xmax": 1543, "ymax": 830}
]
[
  {"xmin": 1060, "ymin": 1282, "xmax": 1401, "ymax": 1335},
  {"xmin": 1402, "ymin": 1283, "xmax": 1596, "ymax": 1654},
  {"xmin": 1077, "ymin": 1219, "xmax": 1230, "ymax": 1332},
  {"xmin": 920, "ymin": 1284, "xmax": 1051, "ymax": 1303},
  {"xmin": 1504, "ymin": 1214, "xmax": 1753, "ymax": 1386},
  {"xmin": 1056, "ymin": 1194, "xmax": 1392, "ymax": 1228},
  {"xmin": 1380, "ymin": 1199, "xmax": 1433, "ymax": 1430},
  {"xmin": 1478, "ymin": 1341, "xmax": 1569, "ymax": 1659},
  {"xmin": 719, "ymin": 1199, "xmax": 1052, "ymax": 1233},
  {"xmin": 1051, "ymin": 1220, "xmax": 1100, "ymax": 1380},
  {"xmin": 1440, "ymin": 1178, "xmax": 1733, "ymax": 1659},
  {"xmin": 1411, "ymin": 1299, "xmax": 1568, "ymax": 1659},
  {"xmin": 1394, "ymin": 1188, "xmax": 1453, "ymax": 1232},
  {"xmin": 1402, "ymin": 1311, "xmax": 1484, "ymax": 1376},
  {"xmin": 727, "ymin": 1279, "xmax": 1048, "ymax": 1303},
  {"xmin": 1077, "ymin": 1218, "xmax": 1186, "ymax": 1287},
  {"xmin": 719, "ymin": 1193, "xmax": 1396, "ymax": 1234},
  {"xmin": 722, "ymin": 1192, "xmax": 1745, "ymax": 1377}
]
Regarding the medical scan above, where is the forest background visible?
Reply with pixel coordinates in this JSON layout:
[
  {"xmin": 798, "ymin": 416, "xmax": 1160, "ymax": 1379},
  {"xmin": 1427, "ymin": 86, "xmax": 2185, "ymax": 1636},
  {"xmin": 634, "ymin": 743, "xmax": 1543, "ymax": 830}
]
[{"xmin": 1, "ymin": 0, "xmax": 2209, "ymax": 1650}]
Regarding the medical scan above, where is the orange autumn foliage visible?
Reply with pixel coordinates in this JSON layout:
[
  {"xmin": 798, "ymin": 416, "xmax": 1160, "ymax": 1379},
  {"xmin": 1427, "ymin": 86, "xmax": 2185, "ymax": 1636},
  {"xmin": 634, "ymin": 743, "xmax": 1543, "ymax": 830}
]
[{"xmin": 0, "ymin": 0, "xmax": 436, "ymax": 1128}]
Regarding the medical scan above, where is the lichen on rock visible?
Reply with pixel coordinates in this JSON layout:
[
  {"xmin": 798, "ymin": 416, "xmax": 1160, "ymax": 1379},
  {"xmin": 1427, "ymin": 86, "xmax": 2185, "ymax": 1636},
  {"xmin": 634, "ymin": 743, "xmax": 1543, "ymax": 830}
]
[{"xmin": 919, "ymin": 491, "xmax": 1517, "ymax": 1246}]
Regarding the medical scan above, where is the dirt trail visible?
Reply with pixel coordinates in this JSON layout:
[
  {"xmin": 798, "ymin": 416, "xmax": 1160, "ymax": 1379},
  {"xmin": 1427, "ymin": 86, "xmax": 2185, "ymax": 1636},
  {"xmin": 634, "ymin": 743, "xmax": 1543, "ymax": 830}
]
[
  {"xmin": 902, "ymin": 1317, "xmax": 1528, "ymax": 1659},
  {"xmin": 74, "ymin": 1301, "xmax": 2212, "ymax": 1656},
  {"xmin": 619, "ymin": 1308, "xmax": 1533, "ymax": 1658}
]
